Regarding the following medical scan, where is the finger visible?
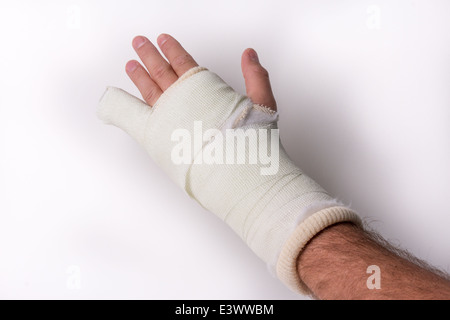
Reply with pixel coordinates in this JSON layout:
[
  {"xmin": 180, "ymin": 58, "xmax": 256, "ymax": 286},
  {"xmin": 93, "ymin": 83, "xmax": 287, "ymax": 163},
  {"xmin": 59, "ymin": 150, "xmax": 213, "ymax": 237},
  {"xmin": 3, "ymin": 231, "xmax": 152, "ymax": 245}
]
[
  {"xmin": 241, "ymin": 48, "xmax": 277, "ymax": 111},
  {"xmin": 157, "ymin": 33, "xmax": 198, "ymax": 77},
  {"xmin": 132, "ymin": 35, "xmax": 179, "ymax": 91},
  {"xmin": 126, "ymin": 60, "xmax": 163, "ymax": 106}
]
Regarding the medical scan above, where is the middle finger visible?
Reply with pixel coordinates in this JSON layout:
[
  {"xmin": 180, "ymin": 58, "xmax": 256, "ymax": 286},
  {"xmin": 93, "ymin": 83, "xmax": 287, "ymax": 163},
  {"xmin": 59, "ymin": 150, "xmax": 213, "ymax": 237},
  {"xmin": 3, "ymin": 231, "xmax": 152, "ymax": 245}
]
[{"xmin": 132, "ymin": 36, "xmax": 179, "ymax": 91}]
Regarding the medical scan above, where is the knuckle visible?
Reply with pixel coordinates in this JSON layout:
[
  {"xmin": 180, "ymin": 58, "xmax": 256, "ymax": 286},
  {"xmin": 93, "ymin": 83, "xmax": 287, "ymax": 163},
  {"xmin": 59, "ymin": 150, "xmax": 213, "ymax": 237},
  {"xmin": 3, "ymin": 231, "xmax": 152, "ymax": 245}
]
[
  {"xmin": 143, "ymin": 87, "xmax": 158, "ymax": 103},
  {"xmin": 151, "ymin": 65, "xmax": 170, "ymax": 79},
  {"xmin": 172, "ymin": 53, "xmax": 193, "ymax": 68},
  {"xmin": 255, "ymin": 66, "xmax": 269, "ymax": 78}
]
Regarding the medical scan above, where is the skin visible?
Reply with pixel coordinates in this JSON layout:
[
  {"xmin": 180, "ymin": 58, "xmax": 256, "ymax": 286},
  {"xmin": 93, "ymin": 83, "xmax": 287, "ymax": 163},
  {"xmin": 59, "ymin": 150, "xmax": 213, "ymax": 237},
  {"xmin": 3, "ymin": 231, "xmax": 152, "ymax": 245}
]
[
  {"xmin": 125, "ymin": 34, "xmax": 450, "ymax": 300},
  {"xmin": 298, "ymin": 223, "xmax": 450, "ymax": 299}
]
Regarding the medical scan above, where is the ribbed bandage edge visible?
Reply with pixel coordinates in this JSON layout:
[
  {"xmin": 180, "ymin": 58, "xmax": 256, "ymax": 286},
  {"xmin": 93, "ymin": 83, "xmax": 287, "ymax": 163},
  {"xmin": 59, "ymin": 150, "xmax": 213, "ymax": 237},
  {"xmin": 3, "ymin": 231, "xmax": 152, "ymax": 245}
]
[{"xmin": 276, "ymin": 206, "xmax": 362, "ymax": 295}]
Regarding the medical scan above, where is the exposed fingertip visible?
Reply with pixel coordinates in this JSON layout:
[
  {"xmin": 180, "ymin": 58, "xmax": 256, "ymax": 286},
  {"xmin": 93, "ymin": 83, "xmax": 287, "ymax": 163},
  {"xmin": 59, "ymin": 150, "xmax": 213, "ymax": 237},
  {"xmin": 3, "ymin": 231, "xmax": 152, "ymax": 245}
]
[
  {"xmin": 126, "ymin": 60, "xmax": 139, "ymax": 73},
  {"xmin": 157, "ymin": 33, "xmax": 170, "ymax": 47},
  {"xmin": 132, "ymin": 36, "xmax": 147, "ymax": 49},
  {"xmin": 247, "ymin": 48, "xmax": 259, "ymax": 63}
]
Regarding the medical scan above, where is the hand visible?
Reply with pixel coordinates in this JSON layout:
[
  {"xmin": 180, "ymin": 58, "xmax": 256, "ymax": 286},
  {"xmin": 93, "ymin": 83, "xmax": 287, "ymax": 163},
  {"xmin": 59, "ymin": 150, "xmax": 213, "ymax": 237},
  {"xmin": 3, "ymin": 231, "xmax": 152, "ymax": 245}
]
[
  {"xmin": 125, "ymin": 34, "xmax": 277, "ymax": 111},
  {"xmin": 98, "ymin": 34, "xmax": 361, "ymax": 295},
  {"xmin": 99, "ymin": 34, "xmax": 450, "ymax": 299}
]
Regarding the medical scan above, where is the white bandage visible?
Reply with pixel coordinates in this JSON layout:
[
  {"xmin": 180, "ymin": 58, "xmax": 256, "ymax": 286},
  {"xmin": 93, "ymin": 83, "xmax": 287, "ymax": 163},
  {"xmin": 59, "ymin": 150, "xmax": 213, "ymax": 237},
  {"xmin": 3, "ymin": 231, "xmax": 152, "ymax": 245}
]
[{"xmin": 98, "ymin": 66, "xmax": 360, "ymax": 294}]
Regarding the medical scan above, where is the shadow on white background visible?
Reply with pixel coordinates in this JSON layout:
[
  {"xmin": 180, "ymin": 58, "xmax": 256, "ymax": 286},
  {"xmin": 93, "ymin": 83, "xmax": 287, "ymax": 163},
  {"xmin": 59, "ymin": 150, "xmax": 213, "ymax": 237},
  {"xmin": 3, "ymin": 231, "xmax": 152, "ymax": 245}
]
[{"xmin": 0, "ymin": 0, "xmax": 449, "ymax": 299}]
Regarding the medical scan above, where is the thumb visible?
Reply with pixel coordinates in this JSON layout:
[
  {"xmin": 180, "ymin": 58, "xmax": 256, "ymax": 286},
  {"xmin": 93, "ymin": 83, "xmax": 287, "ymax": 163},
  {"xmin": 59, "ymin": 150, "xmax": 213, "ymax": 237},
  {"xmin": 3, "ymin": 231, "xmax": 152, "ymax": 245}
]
[
  {"xmin": 241, "ymin": 48, "xmax": 277, "ymax": 111},
  {"xmin": 98, "ymin": 86, "xmax": 152, "ymax": 143}
]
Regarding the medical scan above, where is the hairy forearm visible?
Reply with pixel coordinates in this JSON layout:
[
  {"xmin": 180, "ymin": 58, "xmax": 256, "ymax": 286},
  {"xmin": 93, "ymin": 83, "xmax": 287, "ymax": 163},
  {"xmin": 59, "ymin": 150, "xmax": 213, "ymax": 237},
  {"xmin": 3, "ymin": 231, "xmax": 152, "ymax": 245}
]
[{"xmin": 297, "ymin": 222, "xmax": 450, "ymax": 300}]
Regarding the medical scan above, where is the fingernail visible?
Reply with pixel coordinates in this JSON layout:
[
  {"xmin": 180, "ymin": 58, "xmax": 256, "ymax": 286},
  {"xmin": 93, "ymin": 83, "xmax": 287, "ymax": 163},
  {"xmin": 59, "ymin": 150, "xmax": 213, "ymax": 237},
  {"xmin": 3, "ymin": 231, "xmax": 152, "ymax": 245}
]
[
  {"xmin": 126, "ymin": 60, "xmax": 138, "ymax": 73},
  {"xmin": 249, "ymin": 49, "xmax": 259, "ymax": 62},
  {"xmin": 158, "ymin": 34, "xmax": 169, "ymax": 47},
  {"xmin": 133, "ymin": 36, "xmax": 146, "ymax": 49}
]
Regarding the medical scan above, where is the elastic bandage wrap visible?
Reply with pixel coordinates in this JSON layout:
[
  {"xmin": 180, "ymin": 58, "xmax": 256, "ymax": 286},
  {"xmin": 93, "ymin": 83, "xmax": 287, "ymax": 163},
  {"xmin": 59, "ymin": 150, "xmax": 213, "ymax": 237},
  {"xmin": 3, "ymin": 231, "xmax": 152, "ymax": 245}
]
[{"xmin": 97, "ymin": 66, "xmax": 361, "ymax": 294}]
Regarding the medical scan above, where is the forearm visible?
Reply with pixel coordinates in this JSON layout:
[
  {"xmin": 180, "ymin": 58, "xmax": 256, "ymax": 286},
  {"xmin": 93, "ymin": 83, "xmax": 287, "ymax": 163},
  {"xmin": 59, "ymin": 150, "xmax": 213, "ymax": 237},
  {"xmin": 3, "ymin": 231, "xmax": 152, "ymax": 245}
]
[{"xmin": 297, "ymin": 222, "xmax": 450, "ymax": 299}]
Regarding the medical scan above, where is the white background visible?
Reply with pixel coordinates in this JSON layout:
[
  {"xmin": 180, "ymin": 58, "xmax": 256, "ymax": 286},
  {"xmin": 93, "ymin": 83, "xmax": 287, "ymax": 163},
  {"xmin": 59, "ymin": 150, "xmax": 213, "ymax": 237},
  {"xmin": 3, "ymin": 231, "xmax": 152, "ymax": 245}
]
[{"xmin": 0, "ymin": 0, "xmax": 449, "ymax": 299}]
